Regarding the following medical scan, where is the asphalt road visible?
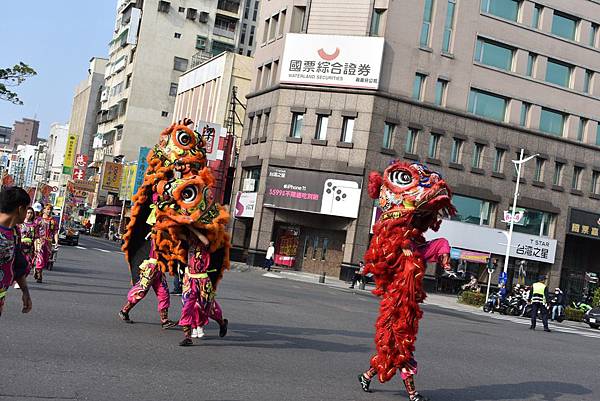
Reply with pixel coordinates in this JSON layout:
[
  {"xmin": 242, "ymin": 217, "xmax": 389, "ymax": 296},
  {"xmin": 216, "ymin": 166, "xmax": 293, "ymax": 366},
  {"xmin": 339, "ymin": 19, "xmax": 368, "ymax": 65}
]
[{"xmin": 1, "ymin": 236, "xmax": 598, "ymax": 401}]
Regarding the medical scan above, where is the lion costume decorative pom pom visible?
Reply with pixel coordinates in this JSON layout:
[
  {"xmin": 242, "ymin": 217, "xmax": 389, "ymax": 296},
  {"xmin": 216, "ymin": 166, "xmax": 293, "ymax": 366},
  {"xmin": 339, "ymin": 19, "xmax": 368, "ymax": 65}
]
[
  {"xmin": 119, "ymin": 119, "xmax": 231, "ymax": 339},
  {"xmin": 358, "ymin": 161, "xmax": 456, "ymax": 401}
]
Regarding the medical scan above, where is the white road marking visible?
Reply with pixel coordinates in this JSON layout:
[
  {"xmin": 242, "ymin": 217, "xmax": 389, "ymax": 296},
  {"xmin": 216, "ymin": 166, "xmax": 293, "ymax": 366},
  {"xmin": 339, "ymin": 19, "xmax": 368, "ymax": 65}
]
[
  {"xmin": 75, "ymin": 246, "xmax": 86, "ymax": 250},
  {"xmin": 93, "ymin": 248, "xmax": 111, "ymax": 253},
  {"xmin": 263, "ymin": 273, "xmax": 283, "ymax": 279}
]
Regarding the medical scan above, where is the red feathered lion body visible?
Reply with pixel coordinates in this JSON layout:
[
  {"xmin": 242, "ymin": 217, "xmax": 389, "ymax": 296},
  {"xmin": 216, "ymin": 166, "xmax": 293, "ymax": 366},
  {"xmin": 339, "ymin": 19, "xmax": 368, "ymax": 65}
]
[{"xmin": 364, "ymin": 161, "xmax": 455, "ymax": 383}]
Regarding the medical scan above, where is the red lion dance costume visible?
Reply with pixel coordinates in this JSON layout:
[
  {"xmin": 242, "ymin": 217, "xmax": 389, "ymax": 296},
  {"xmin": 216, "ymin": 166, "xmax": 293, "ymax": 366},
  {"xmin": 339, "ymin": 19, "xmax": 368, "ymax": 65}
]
[
  {"xmin": 358, "ymin": 161, "xmax": 456, "ymax": 401},
  {"xmin": 119, "ymin": 119, "xmax": 230, "ymax": 341}
]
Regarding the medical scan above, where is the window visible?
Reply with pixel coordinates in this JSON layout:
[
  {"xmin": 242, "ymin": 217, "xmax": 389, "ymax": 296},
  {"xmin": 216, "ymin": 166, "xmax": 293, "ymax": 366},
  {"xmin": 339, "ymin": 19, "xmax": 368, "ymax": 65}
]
[
  {"xmin": 212, "ymin": 40, "xmax": 235, "ymax": 56},
  {"xmin": 254, "ymin": 115, "xmax": 262, "ymax": 139},
  {"xmin": 474, "ymin": 38, "xmax": 515, "ymax": 71},
  {"xmin": 256, "ymin": 67, "xmax": 262, "ymax": 90},
  {"xmin": 271, "ymin": 60, "xmax": 279, "ymax": 85},
  {"xmin": 246, "ymin": 116, "xmax": 254, "ymax": 140},
  {"xmin": 493, "ymin": 148, "xmax": 505, "ymax": 172},
  {"xmin": 553, "ymin": 162, "xmax": 564, "ymax": 186},
  {"xmin": 241, "ymin": 167, "xmax": 261, "ymax": 192},
  {"xmin": 263, "ymin": 113, "xmax": 270, "ymax": 138},
  {"xmin": 161, "ymin": 111, "xmax": 169, "ymax": 117},
  {"xmin": 321, "ymin": 238, "xmax": 329, "ymax": 261},
  {"xmin": 126, "ymin": 74, "xmax": 131, "ymax": 88},
  {"xmin": 592, "ymin": 171, "xmax": 600, "ymax": 194},
  {"xmin": 174, "ymin": 32, "xmax": 181, "ymax": 39},
  {"xmin": 289, "ymin": 112, "xmax": 304, "ymax": 138},
  {"xmin": 269, "ymin": 14, "xmax": 279, "ymax": 40},
  {"xmin": 158, "ymin": 1, "xmax": 170, "ymax": 13},
  {"xmin": 169, "ymin": 82, "xmax": 178, "ymax": 96},
  {"xmin": 451, "ymin": 194, "xmax": 494, "ymax": 226},
  {"xmin": 468, "ymin": 89, "xmax": 507, "ymax": 122},
  {"xmin": 533, "ymin": 158, "xmax": 544, "ymax": 181},
  {"xmin": 413, "ymin": 73, "xmax": 426, "ymax": 100},
  {"xmin": 406, "ymin": 128, "xmax": 419, "ymax": 153},
  {"xmin": 472, "ymin": 143, "xmax": 485, "ymax": 168},
  {"xmin": 450, "ymin": 138, "xmax": 463, "ymax": 163},
  {"xmin": 572, "ymin": 166, "xmax": 583, "ymax": 190},
  {"xmin": 253, "ymin": 0, "xmax": 259, "ymax": 21},
  {"xmin": 279, "ymin": 10, "xmax": 286, "ymax": 36},
  {"xmin": 442, "ymin": 0, "xmax": 457, "ymax": 53},
  {"xmin": 435, "ymin": 79, "xmax": 448, "ymax": 106},
  {"xmin": 539, "ymin": 108, "xmax": 565, "ymax": 136},
  {"xmin": 428, "ymin": 133, "xmax": 442, "ymax": 158},
  {"xmin": 370, "ymin": 9, "xmax": 385, "ymax": 36},
  {"xmin": 186, "ymin": 8, "xmax": 198, "ymax": 20},
  {"xmin": 510, "ymin": 207, "xmax": 553, "ymax": 237},
  {"xmin": 597, "ymin": 122, "xmax": 600, "ymax": 146},
  {"xmin": 532, "ymin": 4, "xmax": 542, "ymax": 28},
  {"xmin": 173, "ymin": 57, "xmax": 188, "ymax": 72},
  {"xmin": 244, "ymin": 1, "xmax": 249, "ymax": 19},
  {"xmin": 382, "ymin": 122, "xmax": 395, "ymax": 149},
  {"xmin": 315, "ymin": 115, "xmax": 329, "ymax": 140},
  {"xmin": 545, "ymin": 59, "xmax": 572, "ymax": 88},
  {"xmin": 526, "ymin": 53, "xmax": 536, "ymax": 77},
  {"xmin": 519, "ymin": 102, "xmax": 530, "ymax": 126},
  {"xmin": 341, "ymin": 117, "xmax": 355, "ymax": 143},
  {"xmin": 178, "ymin": 6, "xmax": 185, "ymax": 12},
  {"xmin": 290, "ymin": 6, "xmax": 306, "ymax": 33},
  {"xmin": 584, "ymin": 70, "xmax": 593, "ymax": 94},
  {"xmin": 420, "ymin": 0, "xmax": 434, "ymax": 47},
  {"xmin": 577, "ymin": 118, "xmax": 587, "ymax": 141},
  {"xmin": 591, "ymin": 23, "xmax": 599, "ymax": 47},
  {"xmin": 551, "ymin": 12, "xmax": 578, "ymax": 41},
  {"xmin": 240, "ymin": 23, "xmax": 247, "ymax": 44},
  {"xmin": 249, "ymin": 26, "xmax": 255, "ymax": 46},
  {"xmin": 262, "ymin": 19, "xmax": 270, "ymax": 43},
  {"xmin": 312, "ymin": 236, "xmax": 319, "ymax": 260},
  {"xmin": 480, "ymin": 0, "xmax": 520, "ymax": 21}
]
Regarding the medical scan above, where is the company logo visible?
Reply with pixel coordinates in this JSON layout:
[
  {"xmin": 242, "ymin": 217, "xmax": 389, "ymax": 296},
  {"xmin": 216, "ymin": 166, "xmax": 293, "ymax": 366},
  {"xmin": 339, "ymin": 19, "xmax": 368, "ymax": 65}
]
[{"xmin": 317, "ymin": 47, "xmax": 340, "ymax": 61}]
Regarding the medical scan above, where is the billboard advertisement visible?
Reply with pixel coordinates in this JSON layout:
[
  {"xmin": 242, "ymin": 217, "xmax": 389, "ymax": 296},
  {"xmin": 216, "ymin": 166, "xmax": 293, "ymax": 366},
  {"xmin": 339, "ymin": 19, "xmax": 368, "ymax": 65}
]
[
  {"xmin": 62, "ymin": 134, "xmax": 78, "ymax": 175},
  {"xmin": 101, "ymin": 162, "xmax": 123, "ymax": 192},
  {"xmin": 196, "ymin": 121, "xmax": 226, "ymax": 161},
  {"xmin": 234, "ymin": 191, "xmax": 257, "ymax": 218},
  {"xmin": 132, "ymin": 146, "xmax": 151, "ymax": 196},
  {"xmin": 263, "ymin": 166, "xmax": 362, "ymax": 218},
  {"xmin": 280, "ymin": 33, "xmax": 385, "ymax": 90}
]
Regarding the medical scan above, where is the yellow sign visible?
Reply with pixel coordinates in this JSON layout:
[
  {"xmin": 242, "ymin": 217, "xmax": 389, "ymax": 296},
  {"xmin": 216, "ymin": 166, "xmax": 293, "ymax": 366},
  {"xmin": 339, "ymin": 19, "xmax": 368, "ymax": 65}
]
[
  {"xmin": 101, "ymin": 162, "xmax": 123, "ymax": 192},
  {"xmin": 62, "ymin": 134, "xmax": 78, "ymax": 174},
  {"xmin": 55, "ymin": 196, "xmax": 65, "ymax": 208},
  {"xmin": 119, "ymin": 164, "xmax": 137, "ymax": 200}
]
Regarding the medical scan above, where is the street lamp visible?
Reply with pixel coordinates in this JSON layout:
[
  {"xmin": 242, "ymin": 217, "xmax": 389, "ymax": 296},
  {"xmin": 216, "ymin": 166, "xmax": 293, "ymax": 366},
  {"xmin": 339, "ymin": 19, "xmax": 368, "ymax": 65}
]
[{"xmin": 501, "ymin": 149, "xmax": 539, "ymax": 283}]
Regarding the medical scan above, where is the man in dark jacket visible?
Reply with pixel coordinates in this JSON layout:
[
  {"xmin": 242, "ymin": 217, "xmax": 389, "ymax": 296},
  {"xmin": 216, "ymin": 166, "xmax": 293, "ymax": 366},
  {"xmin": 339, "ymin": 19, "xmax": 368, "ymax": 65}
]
[
  {"xmin": 550, "ymin": 288, "xmax": 566, "ymax": 321},
  {"xmin": 528, "ymin": 276, "xmax": 551, "ymax": 332}
]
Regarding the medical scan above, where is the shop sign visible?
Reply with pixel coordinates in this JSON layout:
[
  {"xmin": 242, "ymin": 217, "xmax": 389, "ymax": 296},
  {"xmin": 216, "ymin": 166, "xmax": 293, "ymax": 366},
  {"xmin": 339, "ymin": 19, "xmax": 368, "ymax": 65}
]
[
  {"xmin": 450, "ymin": 248, "xmax": 490, "ymax": 264},
  {"xmin": 568, "ymin": 208, "xmax": 600, "ymax": 239},
  {"xmin": 280, "ymin": 33, "xmax": 384, "ymax": 90},
  {"xmin": 101, "ymin": 162, "xmax": 123, "ymax": 192},
  {"xmin": 196, "ymin": 121, "xmax": 226, "ymax": 161},
  {"xmin": 133, "ymin": 147, "xmax": 151, "ymax": 196},
  {"xmin": 263, "ymin": 166, "xmax": 362, "ymax": 218},
  {"xmin": 502, "ymin": 209, "xmax": 524, "ymax": 224},
  {"xmin": 62, "ymin": 134, "xmax": 78, "ymax": 175},
  {"xmin": 72, "ymin": 180, "xmax": 96, "ymax": 193},
  {"xmin": 424, "ymin": 219, "xmax": 557, "ymax": 264},
  {"xmin": 234, "ymin": 191, "xmax": 257, "ymax": 218}
]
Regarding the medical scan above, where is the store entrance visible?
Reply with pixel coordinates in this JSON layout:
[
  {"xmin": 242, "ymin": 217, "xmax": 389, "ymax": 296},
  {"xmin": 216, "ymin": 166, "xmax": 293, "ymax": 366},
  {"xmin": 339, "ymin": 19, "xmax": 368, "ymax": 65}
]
[{"xmin": 561, "ymin": 235, "xmax": 600, "ymax": 300}]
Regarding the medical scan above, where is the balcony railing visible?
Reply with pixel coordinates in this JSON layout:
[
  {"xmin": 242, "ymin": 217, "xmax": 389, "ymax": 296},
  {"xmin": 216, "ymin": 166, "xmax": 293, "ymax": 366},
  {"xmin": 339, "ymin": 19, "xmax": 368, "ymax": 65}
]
[
  {"xmin": 191, "ymin": 51, "xmax": 214, "ymax": 69},
  {"xmin": 213, "ymin": 27, "xmax": 236, "ymax": 39},
  {"xmin": 217, "ymin": 0, "xmax": 240, "ymax": 14}
]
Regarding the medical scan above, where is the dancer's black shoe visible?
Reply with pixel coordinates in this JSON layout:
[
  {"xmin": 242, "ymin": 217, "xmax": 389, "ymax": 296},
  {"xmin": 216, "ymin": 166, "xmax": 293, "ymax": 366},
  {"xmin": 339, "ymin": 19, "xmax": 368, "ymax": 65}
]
[
  {"xmin": 358, "ymin": 374, "xmax": 371, "ymax": 392},
  {"xmin": 118, "ymin": 310, "xmax": 131, "ymax": 323},
  {"xmin": 179, "ymin": 338, "xmax": 193, "ymax": 346},
  {"xmin": 409, "ymin": 393, "xmax": 429, "ymax": 401},
  {"xmin": 161, "ymin": 320, "xmax": 178, "ymax": 329},
  {"xmin": 219, "ymin": 319, "xmax": 229, "ymax": 337}
]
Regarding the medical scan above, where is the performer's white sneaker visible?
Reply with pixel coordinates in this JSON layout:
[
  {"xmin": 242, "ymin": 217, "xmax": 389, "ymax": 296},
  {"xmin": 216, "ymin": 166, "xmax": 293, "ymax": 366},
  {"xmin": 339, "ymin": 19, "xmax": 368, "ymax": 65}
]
[
  {"xmin": 14, "ymin": 282, "xmax": 20, "ymax": 289},
  {"xmin": 196, "ymin": 327, "xmax": 205, "ymax": 338},
  {"xmin": 191, "ymin": 328, "xmax": 198, "ymax": 338}
]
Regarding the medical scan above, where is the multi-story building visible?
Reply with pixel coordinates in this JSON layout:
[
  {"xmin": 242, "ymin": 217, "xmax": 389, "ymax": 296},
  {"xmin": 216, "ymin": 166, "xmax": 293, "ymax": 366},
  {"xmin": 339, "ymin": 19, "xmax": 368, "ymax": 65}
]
[
  {"xmin": 32, "ymin": 139, "xmax": 49, "ymax": 188},
  {"xmin": 237, "ymin": 0, "xmax": 260, "ymax": 56},
  {"xmin": 0, "ymin": 126, "xmax": 11, "ymax": 147},
  {"xmin": 9, "ymin": 144, "xmax": 39, "ymax": 188},
  {"xmin": 10, "ymin": 118, "xmax": 39, "ymax": 147},
  {"xmin": 173, "ymin": 51, "xmax": 253, "ymax": 203},
  {"xmin": 232, "ymin": 0, "xmax": 600, "ymax": 297},
  {"xmin": 94, "ymin": 0, "xmax": 243, "ymax": 167},
  {"xmin": 46, "ymin": 123, "xmax": 70, "ymax": 189},
  {"xmin": 70, "ymin": 57, "xmax": 107, "ymax": 164}
]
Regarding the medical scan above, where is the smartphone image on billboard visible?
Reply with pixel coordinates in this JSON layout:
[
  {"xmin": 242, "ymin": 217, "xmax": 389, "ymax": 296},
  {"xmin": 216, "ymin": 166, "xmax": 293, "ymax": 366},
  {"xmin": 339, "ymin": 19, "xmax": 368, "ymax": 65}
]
[{"xmin": 320, "ymin": 179, "xmax": 361, "ymax": 218}]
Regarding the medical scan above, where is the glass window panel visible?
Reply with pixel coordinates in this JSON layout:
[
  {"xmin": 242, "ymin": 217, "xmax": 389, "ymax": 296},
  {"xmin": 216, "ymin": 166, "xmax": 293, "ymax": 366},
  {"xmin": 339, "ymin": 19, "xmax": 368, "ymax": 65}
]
[
  {"xmin": 290, "ymin": 113, "xmax": 304, "ymax": 138},
  {"xmin": 532, "ymin": 4, "xmax": 542, "ymax": 28},
  {"xmin": 539, "ymin": 108, "xmax": 564, "ymax": 136},
  {"xmin": 526, "ymin": 53, "xmax": 536, "ymax": 77},
  {"xmin": 572, "ymin": 166, "xmax": 582, "ymax": 189},
  {"xmin": 451, "ymin": 194, "xmax": 492, "ymax": 226},
  {"xmin": 596, "ymin": 123, "xmax": 600, "ymax": 146},
  {"xmin": 435, "ymin": 79, "xmax": 447, "ymax": 105},
  {"xmin": 577, "ymin": 118, "xmax": 586, "ymax": 141},
  {"xmin": 493, "ymin": 148, "xmax": 504, "ymax": 172},
  {"xmin": 468, "ymin": 89, "xmax": 507, "ymax": 122},
  {"xmin": 534, "ymin": 158, "xmax": 544, "ymax": 181},
  {"xmin": 420, "ymin": 0, "xmax": 434, "ymax": 46},
  {"xmin": 474, "ymin": 38, "xmax": 514, "ymax": 71},
  {"xmin": 551, "ymin": 12, "xmax": 578, "ymax": 41},
  {"xmin": 370, "ymin": 9, "xmax": 384, "ymax": 36},
  {"xmin": 413, "ymin": 73, "xmax": 426, "ymax": 100},
  {"xmin": 553, "ymin": 162, "xmax": 563, "ymax": 185},
  {"xmin": 545, "ymin": 59, "xmax": 572, "ymax": 88},
  {"xmin": 472, "ymin": 143, "xmax": 484, "ymax": 168},
  {"xmin": 511, "ymin": 207, "xmax": 553, "ymax": 236},
  {"xmin": 406, "ymin": 128, "xmax": 418, "ymax": 153},
  {"xmin": 315, "ymin": 115, "xmax": 328, "ymax": 140},
  {"xmin": 520, "ymin": 102, "xmax": 530, "ymax": 126},
  {"xmin": 584, "ymin": 70, "xmax": 592, "ymax": 94},
  {"xmin": 442, "ymin": 0, "xmax": 456, "ymax": 52},
  {"xmin": 428, "ymin": 133, "xmax": 441, "ymax": 158},
  {"xmin": 383, "ymin": 122, "xmax": 395, "ymax": 148},
  {"xmin": 591, "ymin": 24, "xmax": 599, "ymax": 47},
  {"xmin": 481, "ymin": 0, "xmax": 519, "ymax": 21},
  {"xmin": 592, "ymin": 171, "xmax": 600, "ymax": 194},
  {"xmin": 341, "ymin": 117, "xmax": 355, "ymax": 142},
  {"xmin": 450, "ymin": 138, "xmax": 462, "ymax": 163}
]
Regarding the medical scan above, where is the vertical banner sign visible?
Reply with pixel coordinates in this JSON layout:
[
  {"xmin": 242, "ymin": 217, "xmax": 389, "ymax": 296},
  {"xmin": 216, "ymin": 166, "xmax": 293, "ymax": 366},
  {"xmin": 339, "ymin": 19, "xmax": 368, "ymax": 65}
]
[
  {"xmin": 101, "ymin": 162, "xmax": 123, "ymax": 192},
  {"xmin": 72, "ymin": 154, "xmax": 89, "ymax": 180},
  {"xmin": 132, "ymin": 147, "xmax": 150, "ymax": 195},
  {"xmin": 62, "ymin": 134, "xmax": 78, "ymax": 175},
  {"xmin": 119, "ymin": 165, "xmax": 137, "ymax": 201}
]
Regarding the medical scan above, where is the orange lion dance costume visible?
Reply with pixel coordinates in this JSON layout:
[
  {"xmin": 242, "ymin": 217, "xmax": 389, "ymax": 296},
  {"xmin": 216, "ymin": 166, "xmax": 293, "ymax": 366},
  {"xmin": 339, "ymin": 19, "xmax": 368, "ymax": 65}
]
[
  {"xmin": 119, "ymin": 119, "xmax": 230, "ymax": 337},
  {"xmin": 358, "ymin": 161, "xmax": 456, "ymax": 401}
]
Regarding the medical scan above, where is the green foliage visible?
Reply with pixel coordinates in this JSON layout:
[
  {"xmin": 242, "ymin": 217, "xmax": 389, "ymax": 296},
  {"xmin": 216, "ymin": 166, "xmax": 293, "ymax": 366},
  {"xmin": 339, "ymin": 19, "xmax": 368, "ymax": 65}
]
[
  {"xmin": 0, "ymin": 62, "xmax": 37, "ymax": 105},
  {"xmin": 593, "ymin": 287, "xmax": 600, "ymax": 308},
  {"xmin": 458, "ymin": 291, "xmax": 486, "ymax": 307},
  {"xmin": 564, "ymin": 306, "xmax": 585, "ymax": 322}
]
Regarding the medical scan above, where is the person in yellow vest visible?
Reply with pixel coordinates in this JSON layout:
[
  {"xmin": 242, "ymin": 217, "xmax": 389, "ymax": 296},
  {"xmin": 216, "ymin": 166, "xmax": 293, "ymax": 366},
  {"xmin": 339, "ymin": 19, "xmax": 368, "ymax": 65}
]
[{"xmin": 528, "ymin": 275, "xmax": 551, "ymax": 332}]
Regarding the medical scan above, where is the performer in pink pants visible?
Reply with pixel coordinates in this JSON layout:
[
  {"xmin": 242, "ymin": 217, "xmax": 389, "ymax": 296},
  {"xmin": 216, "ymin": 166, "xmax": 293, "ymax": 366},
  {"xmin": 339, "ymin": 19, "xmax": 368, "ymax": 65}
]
[
  {"xmin": 34, "ymin": 205, "xmax": 57, "ymax": 283},
  {"xmin": 119, "ymin": 243, "xmax": 176, "ymax": 329}
]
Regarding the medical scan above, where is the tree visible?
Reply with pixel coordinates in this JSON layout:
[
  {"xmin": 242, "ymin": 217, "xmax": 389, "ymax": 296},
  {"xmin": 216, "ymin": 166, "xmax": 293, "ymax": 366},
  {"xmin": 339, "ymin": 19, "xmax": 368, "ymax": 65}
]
[{"xmin": 0, "ymin": 62, "xmax": 37, "ymax": 105}]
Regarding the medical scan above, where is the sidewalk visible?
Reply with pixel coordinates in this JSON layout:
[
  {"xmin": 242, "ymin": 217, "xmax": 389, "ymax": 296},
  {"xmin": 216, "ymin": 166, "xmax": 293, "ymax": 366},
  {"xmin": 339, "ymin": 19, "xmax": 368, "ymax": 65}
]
[{"xmin": 230, "ymin": 261, "xmax": 597, "ymax": 335}]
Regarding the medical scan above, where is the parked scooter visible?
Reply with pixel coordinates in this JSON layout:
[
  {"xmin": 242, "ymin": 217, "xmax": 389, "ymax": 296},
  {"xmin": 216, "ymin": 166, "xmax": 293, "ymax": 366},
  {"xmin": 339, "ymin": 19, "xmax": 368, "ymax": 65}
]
[
  {"xmin": 483, "ymin": 293, "xmax": 510, "ymax": 314},
  {"xmin": 506, "ymin": 294, "xmax": 528, "ymax": 316}
]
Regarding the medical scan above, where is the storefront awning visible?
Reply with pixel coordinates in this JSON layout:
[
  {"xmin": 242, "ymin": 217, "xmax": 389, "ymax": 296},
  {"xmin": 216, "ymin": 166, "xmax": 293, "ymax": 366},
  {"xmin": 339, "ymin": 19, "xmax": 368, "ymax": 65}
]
[{"xmin": 93, "ymin": 205, "xmax": 122, "ymax": 217}]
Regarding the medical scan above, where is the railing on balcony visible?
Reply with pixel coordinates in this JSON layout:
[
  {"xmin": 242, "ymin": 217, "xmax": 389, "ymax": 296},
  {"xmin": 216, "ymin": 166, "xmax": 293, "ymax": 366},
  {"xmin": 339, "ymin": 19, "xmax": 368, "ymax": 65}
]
[
  {"xmin": 213, "ymin": 27, "xmax": 236, "ymax": 39},
  {"xmin": 190, "ymin": 51, "xmax": 214, "ymax": 69},
  {"xmin": 217, "ymin": 0, "xmax": 240, "ymax": 14}
]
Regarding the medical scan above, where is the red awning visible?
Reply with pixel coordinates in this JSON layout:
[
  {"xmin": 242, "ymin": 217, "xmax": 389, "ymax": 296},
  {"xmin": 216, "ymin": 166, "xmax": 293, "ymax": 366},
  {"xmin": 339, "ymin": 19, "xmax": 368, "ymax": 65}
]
[{"xmin": 93, "ymin": 205, "xmax": 122, "ymax": 217}]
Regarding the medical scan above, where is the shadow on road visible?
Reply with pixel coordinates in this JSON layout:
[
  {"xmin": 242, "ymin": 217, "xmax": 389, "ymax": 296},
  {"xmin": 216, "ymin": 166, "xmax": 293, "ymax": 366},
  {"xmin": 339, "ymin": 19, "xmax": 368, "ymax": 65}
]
[{"xmin": 423, "ymin": 381, "xmax": 592, "ymax": 401}]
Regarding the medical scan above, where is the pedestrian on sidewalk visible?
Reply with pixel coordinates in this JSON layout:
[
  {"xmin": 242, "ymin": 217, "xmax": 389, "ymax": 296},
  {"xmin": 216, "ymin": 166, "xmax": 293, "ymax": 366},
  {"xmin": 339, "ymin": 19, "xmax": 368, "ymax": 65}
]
[
  {"xmin": 264, "ymin": 241, "xmax": 275, "ymax": 271},
  {"xmin": 528, "ymin": 276, "xmax": 551, "ymax": 332},
  {"xmin": 349, "ymin": 261, "xmax": 366, "ymax": 289},
  {"xmin": 0, "ymin": 187, "xmax": 33, "ymax": 317},
  {"xmin": 17, "ymin": 207, "xmax": 39, "ymax": 277},
  {"xmin": 550, "ymin": 287, "xmax": 566, "ymax": 321},
  {"xmin": 34, "ymin": 204, "xmax": 58, "ymax": 283}
]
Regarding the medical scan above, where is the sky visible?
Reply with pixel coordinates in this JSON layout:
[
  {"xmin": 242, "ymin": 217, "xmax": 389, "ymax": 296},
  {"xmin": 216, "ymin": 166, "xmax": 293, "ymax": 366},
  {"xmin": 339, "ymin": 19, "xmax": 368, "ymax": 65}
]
[{"xmin": 0, "ymin": 1, "xmax": 117, "ymax": 139}]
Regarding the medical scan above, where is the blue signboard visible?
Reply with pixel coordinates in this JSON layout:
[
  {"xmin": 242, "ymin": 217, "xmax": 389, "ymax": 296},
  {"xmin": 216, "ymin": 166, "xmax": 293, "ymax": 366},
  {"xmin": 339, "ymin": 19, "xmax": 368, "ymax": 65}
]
[
  {"xmin": 498, "ymin": 271, "xmax": 508, "ymax": 284},
  {"xmin": 132, "ymin": 147, "xmax": 150, "ymax": 196}
]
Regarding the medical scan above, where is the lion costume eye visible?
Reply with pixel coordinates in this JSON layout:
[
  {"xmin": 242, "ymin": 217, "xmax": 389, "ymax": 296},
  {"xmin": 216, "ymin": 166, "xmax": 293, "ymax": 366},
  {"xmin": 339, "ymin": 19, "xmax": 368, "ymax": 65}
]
[
  {"xmin": 181, "ymin": 185, "xmax": 198, "ymax": 203},
  {"xmin": 176, "ymin": 130, "xmax": 193, "ymax": 147},
  {"xmin": 388, "ymin": 170, "xmax": 413, "ymax": 187}
]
